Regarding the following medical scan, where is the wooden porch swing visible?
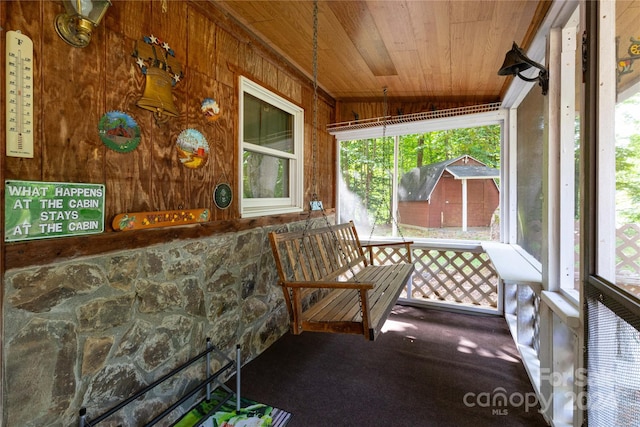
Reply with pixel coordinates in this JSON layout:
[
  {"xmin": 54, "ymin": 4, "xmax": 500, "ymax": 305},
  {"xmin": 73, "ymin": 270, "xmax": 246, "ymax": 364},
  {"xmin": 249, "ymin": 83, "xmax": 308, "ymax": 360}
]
[{"xmin": 268, "ymin": 1, "xmax": 414, "ymax": 341}]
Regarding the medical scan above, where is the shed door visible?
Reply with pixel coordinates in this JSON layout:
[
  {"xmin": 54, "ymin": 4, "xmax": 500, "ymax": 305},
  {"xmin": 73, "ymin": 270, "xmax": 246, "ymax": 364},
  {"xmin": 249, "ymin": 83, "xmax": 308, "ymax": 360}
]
[{"xmin": 442, "ymin": 175, "xmax": 461, "ymax": 227}]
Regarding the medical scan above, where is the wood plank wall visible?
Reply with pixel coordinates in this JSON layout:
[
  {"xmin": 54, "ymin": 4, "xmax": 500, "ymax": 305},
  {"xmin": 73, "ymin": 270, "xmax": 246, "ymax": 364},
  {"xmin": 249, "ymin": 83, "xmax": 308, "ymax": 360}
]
[{"xmin": 1, "ymin": 0, "xmax": 336, "ymax": 266}]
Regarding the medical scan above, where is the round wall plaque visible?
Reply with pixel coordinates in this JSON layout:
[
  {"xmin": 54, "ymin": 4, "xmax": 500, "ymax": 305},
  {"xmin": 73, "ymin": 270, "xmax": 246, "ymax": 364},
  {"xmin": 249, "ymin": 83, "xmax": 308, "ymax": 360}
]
[
  {"xmin": 176, "ymin": 128, "xmax": 209, "ymax": 169},
  {"xmin": 98, "ymin": 111, "xmax": 141, "ymax": 153},
  {"xmin": 214, "ymin": 183, "xmax": 232, "ymax": 209},
  {"xmin": 201, "ymin": 98, "xmax": 221, "ymax": 122}
]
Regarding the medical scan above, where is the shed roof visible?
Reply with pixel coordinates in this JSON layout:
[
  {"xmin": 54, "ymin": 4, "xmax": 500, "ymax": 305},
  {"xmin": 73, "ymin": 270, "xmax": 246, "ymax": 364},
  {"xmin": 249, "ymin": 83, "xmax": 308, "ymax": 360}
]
[
  {"xmin": 398, "ymin": 155, "xmax": 499, "ymax": 202},
  {"xmin": 446, "ymin": 165, "xmax": 500, "ymax": 179}
]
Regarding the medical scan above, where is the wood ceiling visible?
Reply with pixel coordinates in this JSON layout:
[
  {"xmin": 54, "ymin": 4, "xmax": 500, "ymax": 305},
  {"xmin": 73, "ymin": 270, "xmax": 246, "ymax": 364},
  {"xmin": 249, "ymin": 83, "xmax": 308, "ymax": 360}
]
[{"xmin": 213, "ymin": 0, "xmax": 549, "ymax": 103}]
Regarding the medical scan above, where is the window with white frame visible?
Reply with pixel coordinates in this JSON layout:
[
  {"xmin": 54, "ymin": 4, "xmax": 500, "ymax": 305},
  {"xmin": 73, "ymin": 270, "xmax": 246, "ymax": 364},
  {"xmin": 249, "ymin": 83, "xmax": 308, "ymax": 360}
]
[
  {"xmin": 515, "ymin": 86, "xmax": 544, "ymax": 261},
  {"xmin": 591, "ymin": 0, "xmax": 640, "ymax": 298},
  {"xmin": 239, "ymin": 77, "xmax": 304, "ymax": 217},
  {"xmin": 585, "ymin": 2, "xmax": 640, "ymax": 427},
  {"xmin": 499, "ymin": 7, "xmax": 586, "ymax": 426},
  {"xmin": 558, "ymin": 7, "xmax": 582, "ymax": 299},
  {"xmin": 332, "ymin": 108, "xmax": 504, "ymax": 240}
]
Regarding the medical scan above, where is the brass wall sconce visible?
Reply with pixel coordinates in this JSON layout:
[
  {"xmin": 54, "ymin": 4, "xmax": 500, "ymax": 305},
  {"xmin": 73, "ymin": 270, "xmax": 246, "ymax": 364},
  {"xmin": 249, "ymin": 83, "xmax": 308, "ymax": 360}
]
[
  {"xmin": 498, "ymin": 42, "xmax": 549, "ymax": 95},
  {"xmin": 54, "ymin": 0, "xmax": 112, "ymax": 48}
]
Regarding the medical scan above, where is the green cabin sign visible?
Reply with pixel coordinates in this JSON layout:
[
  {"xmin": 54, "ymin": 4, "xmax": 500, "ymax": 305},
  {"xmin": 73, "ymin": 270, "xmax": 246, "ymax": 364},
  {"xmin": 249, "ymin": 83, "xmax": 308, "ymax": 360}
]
[{"xmin": 4, "ymin": 180, "xmax": 105, "ymax": 242}]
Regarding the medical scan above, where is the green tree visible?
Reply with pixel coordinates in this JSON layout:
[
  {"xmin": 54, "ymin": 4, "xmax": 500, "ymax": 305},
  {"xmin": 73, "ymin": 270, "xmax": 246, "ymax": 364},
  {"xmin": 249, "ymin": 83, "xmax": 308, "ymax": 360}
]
[
  {"xmin": 615, "ymin": 93, "xmax": 640, "ymax": 223},
  {"xmin": 340, "ymin": 124, "xmax": 501, "ymax": 233},
  {"xmin": 616, "ymin": 134, "xmax": 640, "ymax": 223}
]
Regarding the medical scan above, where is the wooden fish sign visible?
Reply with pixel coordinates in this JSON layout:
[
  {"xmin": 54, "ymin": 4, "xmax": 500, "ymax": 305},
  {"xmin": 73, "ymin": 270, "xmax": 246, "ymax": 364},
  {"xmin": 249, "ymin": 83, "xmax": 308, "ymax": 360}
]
[{"xmin": 112, "ymin": 208, "xmax": 209, "ymax": 231}]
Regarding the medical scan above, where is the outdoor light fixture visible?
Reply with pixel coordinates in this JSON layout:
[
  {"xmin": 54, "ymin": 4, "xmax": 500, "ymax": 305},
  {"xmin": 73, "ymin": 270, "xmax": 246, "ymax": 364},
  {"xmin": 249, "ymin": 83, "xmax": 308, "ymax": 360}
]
[
  {"xmin": 498, "ymin": 42, "xmax": 549, "ymax": 95},
  {"xmin": 55, "ymin": 0, "xmax": 112, "ymax": 48}
]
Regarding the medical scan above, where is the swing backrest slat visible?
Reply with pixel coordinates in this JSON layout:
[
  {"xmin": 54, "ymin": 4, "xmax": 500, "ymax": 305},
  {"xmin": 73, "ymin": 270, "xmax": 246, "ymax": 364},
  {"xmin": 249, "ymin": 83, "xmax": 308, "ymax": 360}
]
[{"xmin": 269, "ymin": 221, "xmax": 368, "ymax": 284}]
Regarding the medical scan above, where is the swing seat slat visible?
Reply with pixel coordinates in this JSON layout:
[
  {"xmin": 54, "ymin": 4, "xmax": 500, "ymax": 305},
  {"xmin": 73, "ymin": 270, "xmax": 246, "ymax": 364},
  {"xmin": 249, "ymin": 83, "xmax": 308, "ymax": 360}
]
[{"xmin": 269, "ymin": 221, "xmax": 414, "ymax": 340}]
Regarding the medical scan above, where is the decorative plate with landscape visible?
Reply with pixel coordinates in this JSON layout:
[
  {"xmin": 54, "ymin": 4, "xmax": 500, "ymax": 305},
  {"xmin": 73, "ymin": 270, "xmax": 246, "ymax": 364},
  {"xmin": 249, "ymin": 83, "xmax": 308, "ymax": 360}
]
[
  {"xmin": 176, "ymin": 128, "xmax": 209, "ymax": 169},
  {"xmin": 201, "ymin": 98, "xmax": 221, "ymax": 122},
  {"xmin": 98, "ymin": 111, "xmax": 141, "ymax": 153}
]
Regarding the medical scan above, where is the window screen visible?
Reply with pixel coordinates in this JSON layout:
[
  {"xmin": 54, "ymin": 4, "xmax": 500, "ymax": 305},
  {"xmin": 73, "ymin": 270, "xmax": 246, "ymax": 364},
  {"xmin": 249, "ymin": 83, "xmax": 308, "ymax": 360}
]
[
  {"xmin": 586, "ymin": 281, "xmax": 640, "ymax": 426},
  {"xmin": 516, "ymin": 88, "xmax": 544, "ymax": 261}
]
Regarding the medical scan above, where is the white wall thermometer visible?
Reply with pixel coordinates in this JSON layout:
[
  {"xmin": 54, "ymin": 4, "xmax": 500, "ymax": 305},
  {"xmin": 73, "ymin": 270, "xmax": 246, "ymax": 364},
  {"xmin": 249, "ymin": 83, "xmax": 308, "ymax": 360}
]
[{"xmin": 6, "ymin": 30, "xmax": 34, "ymax": 158}]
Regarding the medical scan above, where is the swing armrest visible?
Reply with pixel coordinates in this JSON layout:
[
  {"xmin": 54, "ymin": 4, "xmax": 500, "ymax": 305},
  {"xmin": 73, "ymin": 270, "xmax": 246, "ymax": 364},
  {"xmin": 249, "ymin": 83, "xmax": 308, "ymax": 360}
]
[
  {"xmin": 359, "ymin": 241, "xmax": 414, "ymax": 264},
  {"xmin": 360, "ymin": 241, "xmax": 414, "ymax": 249}
]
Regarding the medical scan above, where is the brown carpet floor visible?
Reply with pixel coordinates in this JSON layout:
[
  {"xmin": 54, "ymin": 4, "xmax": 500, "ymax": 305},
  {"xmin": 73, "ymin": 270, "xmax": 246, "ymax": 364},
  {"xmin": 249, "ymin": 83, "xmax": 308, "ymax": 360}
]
[{"xmin": 237, "ymin": 304, "xmax": 549, "ymax": 427}]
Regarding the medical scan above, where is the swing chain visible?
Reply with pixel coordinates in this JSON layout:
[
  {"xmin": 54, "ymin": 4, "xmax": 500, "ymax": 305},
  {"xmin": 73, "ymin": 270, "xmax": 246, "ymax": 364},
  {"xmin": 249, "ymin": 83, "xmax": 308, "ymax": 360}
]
[
  {"xmin": 368, "ymin": 88, "xmax": 388, "ymax": 243},
  {"xmin": 311, "ymin": 0, "xmax": 319, "ymax": 201},
  {"xmin": 302, "ymin": 0, "xmax": 320, "ymax": 235},
  {"xmin": 366, "ymin": 87, "xmax": 408, "ymax": 262},
  {"xmin": 302, "ymin": 0, "xmax": 362, "ymax": 304}
]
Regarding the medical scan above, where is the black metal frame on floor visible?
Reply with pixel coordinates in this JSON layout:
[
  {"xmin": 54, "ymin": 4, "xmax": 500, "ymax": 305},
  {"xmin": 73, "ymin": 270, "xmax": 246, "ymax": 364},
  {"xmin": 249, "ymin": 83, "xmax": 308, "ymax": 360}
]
[{"xmin": 78, "ymin": 338, "xmax": 241, "ymax": 427}]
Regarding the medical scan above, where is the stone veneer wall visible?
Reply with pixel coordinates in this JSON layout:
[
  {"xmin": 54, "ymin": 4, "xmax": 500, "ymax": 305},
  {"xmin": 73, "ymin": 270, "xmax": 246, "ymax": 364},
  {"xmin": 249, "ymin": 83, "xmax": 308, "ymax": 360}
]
[{"xmin": 3, "ymin": 219, "xmax": 323, "ymax": 426}]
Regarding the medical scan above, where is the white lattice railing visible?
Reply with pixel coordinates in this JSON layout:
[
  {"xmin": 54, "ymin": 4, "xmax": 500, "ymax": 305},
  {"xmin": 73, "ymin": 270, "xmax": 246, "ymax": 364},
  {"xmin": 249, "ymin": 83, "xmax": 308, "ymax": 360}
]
[
  {"xmin": 365, "ymin": 222, "xmax": 640, "ymax": 312},
  {"xmin": 362, "ymin": 223, "xmax": 640, "ymax": 311},
  {"xmin": 366, "ymin": 241, "xmax": 500, "ymax": 311},
  {"xmin": 409, "ymin": 243, "xmax": 499, "ymax": 309},
  {"xmin": 617, "ymin": 223, "xmax": 640, "ymax": 285}
]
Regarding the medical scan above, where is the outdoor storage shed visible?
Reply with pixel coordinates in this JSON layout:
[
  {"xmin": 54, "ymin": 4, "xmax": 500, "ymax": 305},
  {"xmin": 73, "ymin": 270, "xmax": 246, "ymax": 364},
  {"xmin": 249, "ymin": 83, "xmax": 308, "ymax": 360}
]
[{"xmin": 398, "ymin": 155, "xmax": 500, "ymax": 229}]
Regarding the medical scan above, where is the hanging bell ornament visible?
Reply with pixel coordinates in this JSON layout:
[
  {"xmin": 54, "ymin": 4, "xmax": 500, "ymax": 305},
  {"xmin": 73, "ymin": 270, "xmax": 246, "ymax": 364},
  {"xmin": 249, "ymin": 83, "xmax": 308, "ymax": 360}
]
[
  {"xmin": 137, "ymin": 67, "xmax": 179, "ymax": 117},
  {"xmin": 133, "ymin": 36, "xmax": 183, "ymax": 119}
]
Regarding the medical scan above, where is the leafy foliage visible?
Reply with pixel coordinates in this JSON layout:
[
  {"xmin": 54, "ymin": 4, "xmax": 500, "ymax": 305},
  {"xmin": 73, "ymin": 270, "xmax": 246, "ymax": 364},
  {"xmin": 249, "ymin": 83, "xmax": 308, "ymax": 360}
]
[
  {"xmin": 616, "ymin": 93, "xmax": 640, "ymax": 223},
  {"xmin": 339, "ymin": 125, "xmax": 501, "ymax": 231}
]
